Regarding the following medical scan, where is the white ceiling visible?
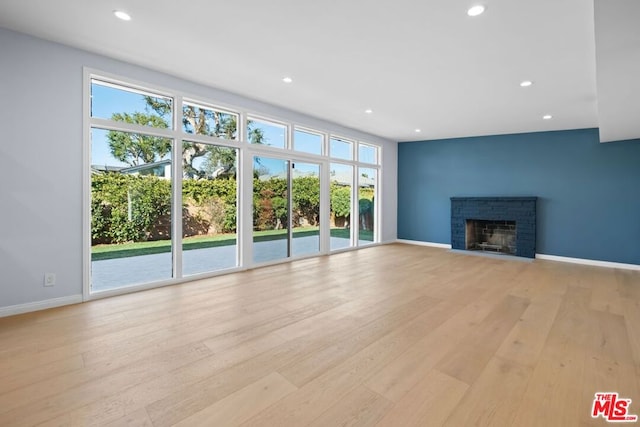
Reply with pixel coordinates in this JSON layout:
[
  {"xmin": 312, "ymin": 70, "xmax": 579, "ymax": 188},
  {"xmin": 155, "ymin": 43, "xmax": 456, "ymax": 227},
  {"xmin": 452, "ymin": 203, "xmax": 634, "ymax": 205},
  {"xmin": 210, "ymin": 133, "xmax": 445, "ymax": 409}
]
[{"xmin": 0, "ymin": 0, "xmax": 636, "ymax": 142}]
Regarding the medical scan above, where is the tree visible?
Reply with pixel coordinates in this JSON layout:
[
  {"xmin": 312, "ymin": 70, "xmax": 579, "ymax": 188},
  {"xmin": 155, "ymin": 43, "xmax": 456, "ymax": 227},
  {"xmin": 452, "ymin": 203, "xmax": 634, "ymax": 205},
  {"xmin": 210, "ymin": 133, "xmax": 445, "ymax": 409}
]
[
  {"xmin": 271, "ymin": 196, "xmax": 288, "ymax": 229},
  {"xmin": 330, "ymin": 184, "xmax": 351, "ymax": 218},
  {"xmin": 201, "ymin": 146, "xmax": 237, "ymax": 179},
  {"xmin": 144, "ymin": 97, "xmax": 263, "ymax": 178},
  {"xmin": 292, "ymin": 176, "xmax": 320, "ymax": 226},
  {"xmin": 108, "ymin": 96, "xmax": 265, "ymax": 176},
  {"xmin": 247, "ymin": 122, "xmax": 266, "ymax": 145},
  {"xmin": 107, "ymin": 112, "xmax": 170, "ymax": 166},
  {"xmin": 180, "ymin": 103, "xmax": 236, "ymax": 178}
]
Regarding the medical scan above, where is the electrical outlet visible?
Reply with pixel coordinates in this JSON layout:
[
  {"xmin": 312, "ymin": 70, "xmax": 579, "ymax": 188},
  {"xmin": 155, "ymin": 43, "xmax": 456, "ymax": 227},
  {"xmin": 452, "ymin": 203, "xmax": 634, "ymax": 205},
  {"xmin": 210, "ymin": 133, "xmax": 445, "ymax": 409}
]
[{"xmin": 44, "ymin": 273, "xmax": 56, "ymax": 287}]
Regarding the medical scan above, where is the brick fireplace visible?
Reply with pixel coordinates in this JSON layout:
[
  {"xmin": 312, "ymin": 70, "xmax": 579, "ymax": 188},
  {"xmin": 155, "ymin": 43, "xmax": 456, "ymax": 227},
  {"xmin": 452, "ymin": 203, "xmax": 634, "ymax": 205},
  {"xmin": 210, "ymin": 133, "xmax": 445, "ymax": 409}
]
[{"xmin": 451, "ymin": 197, "xmax": 537, "ymax": 258}]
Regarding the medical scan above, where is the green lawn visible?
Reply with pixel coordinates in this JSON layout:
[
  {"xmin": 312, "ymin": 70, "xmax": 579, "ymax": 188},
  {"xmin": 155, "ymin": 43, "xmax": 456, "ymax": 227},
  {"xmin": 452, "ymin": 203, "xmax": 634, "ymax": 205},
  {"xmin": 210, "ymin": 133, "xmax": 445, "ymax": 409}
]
[
  {"xmin": 92, "ymin": 227, "xmax": 372, "ymax": 261},
  {"xmin": 92, "ymin": 233, "xmax": 238, "ymax": 261}
]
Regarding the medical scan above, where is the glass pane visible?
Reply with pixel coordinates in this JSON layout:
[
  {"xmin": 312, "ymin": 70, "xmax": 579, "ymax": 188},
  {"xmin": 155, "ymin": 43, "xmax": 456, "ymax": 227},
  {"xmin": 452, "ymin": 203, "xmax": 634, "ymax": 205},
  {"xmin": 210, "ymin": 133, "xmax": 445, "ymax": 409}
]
[
  {"xmin": 91, "ymin": 80, "xmax": 173, "ymax": 129},
  {"xmin": 90, "ymin": 128, "xmax": 173, "ymax": 291},
  {"xmin": 358, "ymin": 143, "xmax": 377, "ymax": 164},
  {"xmin": 182, "ymin": 102, "xmax": 238, "ymax": 139},
  {"xmin": 358, "ymin": 167, "xmax": 376, "ymax": 245},
  {"xmin": 330, "ymin": 137, "xmax": 353, "ymax": 160},
  {"xmin": 330, "ymin": 163, "xmax": 353, "ymax": 250},
  {"xmin": 248, "ymin": 118, "xmax": 286, "ymax": 149},
  {"xmin": 182, "ymin": 144, "xmax": 238, "ymax": 276},
  {"xmin": 294, "ymin": 129, "xmax": 322, "ymax": 155},
  {"xmin": 292, "ymin": 162, "xmax": 320, "ymax": 257},
  {"xmin": 254, "ymin": 157, "xmax": 289, "ymax": 262}
]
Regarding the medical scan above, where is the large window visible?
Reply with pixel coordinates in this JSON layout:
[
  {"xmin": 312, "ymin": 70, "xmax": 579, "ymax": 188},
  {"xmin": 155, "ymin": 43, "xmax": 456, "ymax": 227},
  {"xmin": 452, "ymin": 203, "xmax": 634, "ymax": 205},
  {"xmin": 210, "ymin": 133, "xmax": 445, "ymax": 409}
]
[{"xmin": 86, "ymin": 74, "xmax": 381, "ymax": 296}]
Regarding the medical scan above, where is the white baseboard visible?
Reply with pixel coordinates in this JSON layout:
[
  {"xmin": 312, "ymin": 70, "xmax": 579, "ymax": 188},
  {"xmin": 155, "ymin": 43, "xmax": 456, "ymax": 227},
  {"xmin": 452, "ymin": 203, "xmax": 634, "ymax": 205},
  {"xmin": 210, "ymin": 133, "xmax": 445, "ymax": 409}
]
[
  {"xmin": 535, "ymin": 254, "xmax": 640, "ymax": 271},
  {"xmin": 396, "ymin": 239, "xmax": 452, "ymax": 249},
  {"xmin": 396, "ymin": 239, "xmax": 640, "ymax": 271},
  {"xmin": 0, "ymin": 295, "xmax": 83, "ymax": 318}
]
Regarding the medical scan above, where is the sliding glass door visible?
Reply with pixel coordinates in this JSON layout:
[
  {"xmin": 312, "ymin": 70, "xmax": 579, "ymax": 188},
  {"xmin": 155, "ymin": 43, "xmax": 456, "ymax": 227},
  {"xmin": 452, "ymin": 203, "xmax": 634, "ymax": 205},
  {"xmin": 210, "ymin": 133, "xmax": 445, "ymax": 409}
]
[
  {"xmin": 291, "ymin": 162, "xmax": 321, "ymax": 257},
  {"xmin": 358, "ymin": 167, "xmax": 377, "ymax": 245},
  {"xmin": 253, "ymin": 156, "xmax": 320, "ymax": 263},
  {"xmin": 253, "ymin": 157, "xmax": 289, "ymax": 263},
  {"xmin": 330, "ymin": 163, "xmax": 353, "ymax": 250}
]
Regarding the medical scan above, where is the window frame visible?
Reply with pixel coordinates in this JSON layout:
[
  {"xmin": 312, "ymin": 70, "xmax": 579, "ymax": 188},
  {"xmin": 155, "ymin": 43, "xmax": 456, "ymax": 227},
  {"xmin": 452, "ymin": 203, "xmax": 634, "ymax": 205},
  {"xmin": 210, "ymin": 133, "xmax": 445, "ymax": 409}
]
[{"xmin": 83, "ymin": 68, "xmax": 383, "ymax": 302}]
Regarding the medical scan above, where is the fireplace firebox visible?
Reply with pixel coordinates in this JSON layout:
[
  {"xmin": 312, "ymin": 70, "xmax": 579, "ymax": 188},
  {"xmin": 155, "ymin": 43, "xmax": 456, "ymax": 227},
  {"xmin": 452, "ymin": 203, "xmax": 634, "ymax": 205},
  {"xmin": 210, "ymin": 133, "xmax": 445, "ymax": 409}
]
[
  {"xmin": 466, "ymin": 219, "xmax": 516, "ymax": 255},
  {"xmin": 451, "ymin": 197, "xmax": 537, "ymax": 258}
]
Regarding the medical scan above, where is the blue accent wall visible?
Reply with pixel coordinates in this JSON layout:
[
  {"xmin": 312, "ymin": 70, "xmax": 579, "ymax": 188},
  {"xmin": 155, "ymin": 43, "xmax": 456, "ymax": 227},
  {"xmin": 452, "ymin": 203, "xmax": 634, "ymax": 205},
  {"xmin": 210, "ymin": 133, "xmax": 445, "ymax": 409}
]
[{"xmin": 397, "ymin": 128, "xmax": 640, "ymax": 265}]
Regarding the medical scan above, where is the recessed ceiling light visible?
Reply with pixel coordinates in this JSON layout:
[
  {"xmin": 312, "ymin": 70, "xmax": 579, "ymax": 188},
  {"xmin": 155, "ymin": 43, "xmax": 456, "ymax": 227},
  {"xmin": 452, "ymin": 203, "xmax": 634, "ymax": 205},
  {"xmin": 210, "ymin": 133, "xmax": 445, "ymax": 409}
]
[
  {"xmin": 520, "ymin": 80, "xmax": 533, "ymax": 87},
  {"xmin": 282, "ymin": 77, "xmax": 293, "ymax": 83},
  {"xmin": 467, "ymin": 5, "xmax": 486, "ymax": 17},
  {"xmin": 113, "ymin": 10, "xmax": 131, "ymax": 21},
  {"xmin": 543, "ymin": 114, "xmax": 553, "ymax": 120},
  {"xmin": 415, "ymin": 129, "xmax": 422, "ymax": 133},
  {"xmin": 365, "ymin": 109, "xmax": 373, "ymax": 114}
]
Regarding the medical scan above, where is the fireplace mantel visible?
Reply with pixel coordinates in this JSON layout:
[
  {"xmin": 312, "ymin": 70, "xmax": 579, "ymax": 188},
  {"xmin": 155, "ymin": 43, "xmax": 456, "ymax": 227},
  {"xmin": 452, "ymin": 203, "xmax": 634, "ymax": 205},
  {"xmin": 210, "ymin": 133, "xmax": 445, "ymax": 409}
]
[{"xmin": 450, "ymin": 197, "xmax": 537, "ymax": 258}]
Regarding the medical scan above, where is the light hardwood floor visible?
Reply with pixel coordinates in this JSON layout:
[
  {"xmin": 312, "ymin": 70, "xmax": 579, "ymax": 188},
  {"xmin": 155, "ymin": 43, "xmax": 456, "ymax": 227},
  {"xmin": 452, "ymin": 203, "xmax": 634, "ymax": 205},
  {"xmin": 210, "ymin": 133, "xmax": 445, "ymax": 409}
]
[{"xmin": 1, "ymin": 244, "xmax": 639, "ymax": 426}]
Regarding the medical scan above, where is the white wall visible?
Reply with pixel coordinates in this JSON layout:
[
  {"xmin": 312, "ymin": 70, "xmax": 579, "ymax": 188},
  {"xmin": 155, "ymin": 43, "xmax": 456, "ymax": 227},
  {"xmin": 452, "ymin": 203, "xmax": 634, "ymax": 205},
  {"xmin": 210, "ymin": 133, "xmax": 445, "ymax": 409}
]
[{"xmin": 0, "ymin": 28, "xmax": 397, "ymax": 311}]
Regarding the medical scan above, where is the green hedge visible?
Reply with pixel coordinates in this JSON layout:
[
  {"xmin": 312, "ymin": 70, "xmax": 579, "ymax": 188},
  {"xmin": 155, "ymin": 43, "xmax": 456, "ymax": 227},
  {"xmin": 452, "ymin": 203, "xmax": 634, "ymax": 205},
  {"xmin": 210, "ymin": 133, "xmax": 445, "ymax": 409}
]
[
  {"xmin": 92, "ymin": 173, "xmax": 373, "ymax": 245},
  {"xmin": 92, "ymin": 174, "xmax": 171, "ymax": 244},
  {"xmin": 182, "ymin": 178, "xmax": 237, "ymax": 232}
]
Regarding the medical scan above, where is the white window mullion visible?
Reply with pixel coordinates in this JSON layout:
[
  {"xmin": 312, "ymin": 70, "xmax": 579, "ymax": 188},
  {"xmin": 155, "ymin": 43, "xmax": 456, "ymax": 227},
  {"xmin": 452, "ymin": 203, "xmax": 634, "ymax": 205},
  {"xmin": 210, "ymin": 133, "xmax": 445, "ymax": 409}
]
[
  {"xmin": 287, "ymin": 123, "xmax": 294, "ymax": 151},
  {"xmin": 238, "ymin": 112, "xmax": 252, "ymax": 268},
  {"xmin": 172, "ymin": 97, "xmax": 184, "ymax": 279},
  {"xmin": 177, "ymin": 132, "xmax": 240, "ymax": 149},
  {"xmin": 239, "ymin": 149, "xmax": 253, "ymax": 269},
  {"xmin": 320, "ymin": 159, "xmax": 330, "ymax": 254},
  {"xmin": 287, "ymin": 161, "xmax": 293, "ymax": 257},
  {"xmin": 82, "ymin": 68, "xmax": 92, "ymax": 301},
  {"xmin": 352, "ymin": 165, "xmax": 358, "ymax": 246},
  {"xmin": 375, "ymin": 166, "xmax": 381, "ymax": 243},
  {"xmin": 89, "ymin": 117, "xmax": 174, "ymax": 139}
]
